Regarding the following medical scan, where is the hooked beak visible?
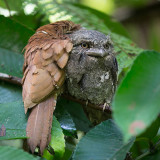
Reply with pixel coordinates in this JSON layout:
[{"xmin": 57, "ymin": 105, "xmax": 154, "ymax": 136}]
[{"xmin": 86, "ymin": 48, "xmax": 108, "ymax": 58}]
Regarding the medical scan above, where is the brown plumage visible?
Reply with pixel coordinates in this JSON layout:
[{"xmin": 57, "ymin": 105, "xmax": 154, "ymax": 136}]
[{"xmin": 22, "ymin": 21, "xmax": 81, "ymax": 154}]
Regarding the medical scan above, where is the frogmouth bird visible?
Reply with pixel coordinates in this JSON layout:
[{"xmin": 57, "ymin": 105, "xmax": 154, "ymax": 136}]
[{"xmin": 22, "ymin": 21, "xmax": 118, "ymax": 154}]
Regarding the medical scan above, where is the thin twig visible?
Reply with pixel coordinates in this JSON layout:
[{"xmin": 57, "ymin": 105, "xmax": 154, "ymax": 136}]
[
  {"xmin": 3, "ymin": 0, "xmax": 12, "ymax": 17},
  {"xmin": 0, "ymin": 73, "xmax": 112, "ymax": 114},
  {"xmin": 135, "ymin": 151, "xmax": 150, "ymax": 160},
  {"xmin": 63, "ymin": 94, "xmax": 112, "ymax": 113},
  {"xmin": 0, "ymin": 73, "xmax": 21, "ymax": 86},
  {"xmin": 135, "ymin": 138, "xmax": 160, "ymax": 160}
]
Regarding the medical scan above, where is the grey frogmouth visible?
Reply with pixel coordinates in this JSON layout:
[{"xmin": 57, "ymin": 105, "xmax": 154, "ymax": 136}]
[{"xmin": 65, "ymin": 29, "xmax": 118, "ymax": 124}]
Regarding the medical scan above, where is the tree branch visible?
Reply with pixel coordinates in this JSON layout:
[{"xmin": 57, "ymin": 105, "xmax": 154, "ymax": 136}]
[
  {"xmin": 0, "ymin": 73, "xmax": 112, "ymax": 114},
  {"xmin": 135, "ymin": 138, "xmax": 160, "ymax": 160},
  {"xmin": 63, "ymin": 94, "xmax": 112, "ymax": 113},
  {"xmin": 0, "ymin": 73, "xmax": 21, "ymax": 86}
]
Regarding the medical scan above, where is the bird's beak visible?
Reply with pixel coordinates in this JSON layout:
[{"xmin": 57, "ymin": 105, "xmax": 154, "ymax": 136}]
[{"xmin": 86, "ymin": 48, "xmax": 108, "ymax": 58}]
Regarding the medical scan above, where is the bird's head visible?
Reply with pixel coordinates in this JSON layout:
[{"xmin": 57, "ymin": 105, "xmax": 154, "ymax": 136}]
[
  {"xmin": 68, "ymin": 29, "xmax": 114, "ymax": 58},
  {"xmin": 65, "ymin": 28, "xmax": 117, "ymax": 105}
]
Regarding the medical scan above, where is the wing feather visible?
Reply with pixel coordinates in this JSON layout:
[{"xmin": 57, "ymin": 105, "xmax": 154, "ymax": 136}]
[
  {"xmin": 23, "ymin": 36, "xmax": 73, "ymax": 112},
  {"xmin": 22, "ymin": 21, "xmax": 81, "ymax": 154}
]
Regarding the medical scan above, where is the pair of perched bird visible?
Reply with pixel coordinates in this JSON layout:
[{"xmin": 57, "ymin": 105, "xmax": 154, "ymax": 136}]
[{"xmin": 22, "ymin": 20, "xmax": 118, "ymax": 154}]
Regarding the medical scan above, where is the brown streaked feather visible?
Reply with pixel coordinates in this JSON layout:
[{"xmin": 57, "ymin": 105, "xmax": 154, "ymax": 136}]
[
  {"xmin": 52, "ymin": 41, "xmax": 64, "ymax": 54},
  {"xmin": 45, "ymin": 63, "xmax": 58, "ymax": 76},
  {"xmin": 22, "ymin": 21, "xmax": 81, "ymax": 154},
  {"xmin": 57, "ymin": 53, "xmax": 69, "ymax": 69},
  {"xmin": 23, "ymin": 66, "xmax": 37, "ymax": 113},
  {"xmin": 42, "ymin": 49, "xmax": 53, "ymax": 60},
  {"xmin": 26, "ymin": 103, "xmax": 44, "ymax": 153},
  {"xmin": 30, "ymin": 69, "xmax": 54, "ymax": 103},
  {"xmin": 22, "ymin": 67, "xmax": 29, "ymax": 84},
  {"xmin": 32, "ymin": 50, "xmax": 43, "ymax": 67},
  {"xmin": 36, "ymin": 21, "xmax": 81, "ymax": 38},
  {"xmin": 53, "ymin": 70, "xmax": 64, "ymax": 83},
  {"xmin": 23, "ymin": 38, "xmax": 74, "ymax": 111},
  {"xmin": 39, "ymin": 96, "xmax": 56, "ymax": 154},
  {"xmin": 56, "ymin": 72, "xmax": 66, "ymax": 87},
  {"xmin": 65, "ymin": 42, "xmax": 73, "ymax": 52},
  {"xmin": 26, "ymin": 96, "xmax": 56, "ymax": 154}
]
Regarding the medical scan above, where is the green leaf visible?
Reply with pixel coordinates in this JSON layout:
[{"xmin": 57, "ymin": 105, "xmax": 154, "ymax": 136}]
[
  {"xmin": 0, "ymin": 82, "xmax": 26, "ymax": 140},
  {"xmin": 55, "ymin": 104, "xmax": 77, "ymax": 137},
  {"xmin": 0, "ymin": 48, "xmax": 23, "ymax": 77},
  {"xmin": 0, "ymin": 100, "xmax": 27, "ymax": 140},
  {"xmin": 50, "ymin": 116, "xmax": 65, "ymax": 158},
  {"xmin": 139, "ymin": 116, "xmax": 160, "ymax": 140},
  {"xmin": 0, "ymin": 0, "xmax": 24, "ymax": 13},
  {"xmin": 12, "ymin": 14, "xmax": 38, "ymax": 30},
  {"xmin": 0, "ymin": 15, "xmax": 34, "ymax": 53},
  {"xmin": 113, "ymin": 50, "xmax": 160, "ymax": 141},
  {"xmin": 0, "ymin": 15, "xmax": 33, "ymax": 77},
  {"xmin": 0, "ymin": 82, "xmax": 22, "ymax": 103},
  {"xmin": 61, "ymin": 141, "xmax": 76, "ymax": 160},
  {"xmin": 112, "ymin": 33, "xmax": 143, "ymax": 74},
  {"xmin": 57, "ymin": 98, "xmax": 92, "ymax": 132},
  {"xmin": 0, "ymin": 146, "xmax": 38, "ymax": 160},
  {"xmin": 73, "ymin": 3, "xmax": 129, "ymax": 38},
  {"xmin": 130, "ymin": 139, "xmax": 150, "ymax": 159},
  {"xmin": 72, "ymin": 119, "xmax": 134, "ymax": 160},
  {"xmin": 43, "ymin": 116, "xmax": 65, "ymax": 160}
]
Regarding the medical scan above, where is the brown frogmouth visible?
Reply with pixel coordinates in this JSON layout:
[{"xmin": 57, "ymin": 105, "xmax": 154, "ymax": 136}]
[{"xmin": 22, "ymin": 21, "xmax": 118, "ymax": 154}]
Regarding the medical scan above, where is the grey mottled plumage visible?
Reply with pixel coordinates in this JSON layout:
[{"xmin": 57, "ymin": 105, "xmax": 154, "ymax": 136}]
[{"xmin": 65, "ymin": 29, "xmax": 118, "ymax": 124}]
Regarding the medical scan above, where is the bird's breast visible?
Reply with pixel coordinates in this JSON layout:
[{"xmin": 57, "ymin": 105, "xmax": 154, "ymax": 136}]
[{"xmin": 65, "ymin": 52, "xmax": 116, "ymax": 105}]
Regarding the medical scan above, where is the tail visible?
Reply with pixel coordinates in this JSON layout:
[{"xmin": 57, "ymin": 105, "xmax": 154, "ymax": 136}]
[{"xmin": 26, "ymin": 96, "xmax": 56, "ymax": 155}]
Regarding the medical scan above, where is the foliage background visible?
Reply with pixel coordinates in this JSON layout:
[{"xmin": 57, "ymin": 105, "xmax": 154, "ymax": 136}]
[{"xmin": 0, "ymin": 0, "xmax": 160, "ymax": 160}]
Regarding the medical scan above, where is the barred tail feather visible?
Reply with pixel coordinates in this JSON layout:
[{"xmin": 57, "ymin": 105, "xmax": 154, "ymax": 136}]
[{"xmin": 26, "ymin": 96, "xmax": 56, "ymax": 154}]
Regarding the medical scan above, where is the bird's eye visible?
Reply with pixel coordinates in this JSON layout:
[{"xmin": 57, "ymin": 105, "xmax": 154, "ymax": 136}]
[
  {"xmin": 104, "ymin": 43, "xmax": 110, "ymax": 49},
  {"xmin": 81, "ymin": 43, "xmax": 89, "ymax": 49}
]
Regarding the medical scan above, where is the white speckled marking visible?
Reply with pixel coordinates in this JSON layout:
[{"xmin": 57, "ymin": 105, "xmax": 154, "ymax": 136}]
[
  {"xmin": 100, "ymin": 72, "xmax": 109, "ymax": 83},
  {"xmin": 69, "ymin": 78, "xmax": 73, "ymax": 83},
  {"xmin": 105, "ymin": 72, "xmax": 109, "ymax": 80},
  {"xmin": 97, "ymin": 83, "xmax": 101, "ymax": 87},
  {"xmin": 100, "ymin": 75, "xmax": 105, "ymax": 83}
]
